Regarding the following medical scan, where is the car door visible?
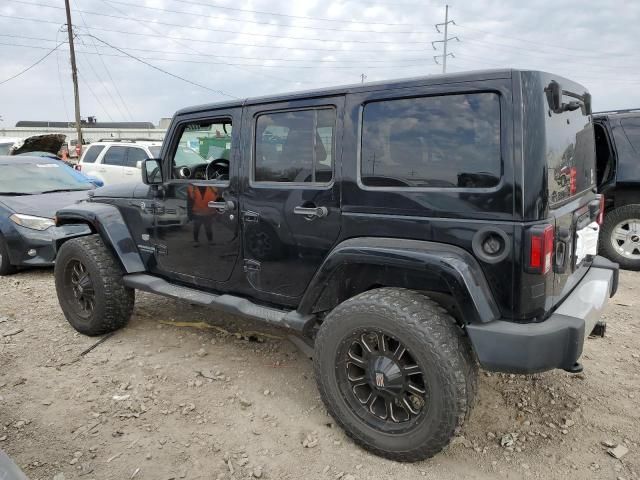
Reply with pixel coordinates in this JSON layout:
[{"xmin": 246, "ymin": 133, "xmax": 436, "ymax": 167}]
[
  {"xmin": 240, "ymin": 97, "xmax": 343, "ymax": 299},
  {"xmin": 100, "ymin": 146, "xmax": 127, "ymax": 184},
  {"xmin": 148, "ymin": 109, "xmax": 240, "ymax": 286},
  {"xmin": 122, "ymin": 146, "xmax": 148, "ymax": 181}
]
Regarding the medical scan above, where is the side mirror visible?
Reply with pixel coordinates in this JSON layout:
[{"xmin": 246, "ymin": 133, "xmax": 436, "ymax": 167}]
[{"xmin": 142, "ymin": 158, "xmax": 163, "ymax": 185}]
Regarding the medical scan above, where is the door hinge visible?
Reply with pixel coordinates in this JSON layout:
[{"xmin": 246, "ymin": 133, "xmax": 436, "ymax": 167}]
[{"xmin": 243, "ymin": 259, "xmax": 261, "ymax": 272}]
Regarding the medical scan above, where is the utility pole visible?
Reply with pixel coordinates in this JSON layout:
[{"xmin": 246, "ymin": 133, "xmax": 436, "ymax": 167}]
[
  {"xmin": 360, "ymin": 73, "xmax": 367, "ymax": 84},
  {"xmin": 64, "ymin": 0, "xmax": 83, "ymax": 150},
  {"xmin": 432, "ymin": 4, "xmax": 459, "ymax": 73}
]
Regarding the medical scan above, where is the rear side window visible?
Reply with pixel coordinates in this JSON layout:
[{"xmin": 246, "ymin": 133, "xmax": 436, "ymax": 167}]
[
  {"xmin": 102, "ymin": 146, "xmax": 127, "ymax": 166},
  {"xmin": 254, "ymin": 108, "xmax": 335, "ymax": 184},
  {"xmin": 622, "ymin": 118, "xmax": 640, "ymax": 153},
  {"xmin": 360, "ymin": 93, "xmax": 501, "ymax": 188},
  {"xmin": 81, "ymin": 145, "xmax": 104, "ymax": 163},
  {"xmin": 124, "ymin": 147, "xmax": 148, "ymax": 167}
]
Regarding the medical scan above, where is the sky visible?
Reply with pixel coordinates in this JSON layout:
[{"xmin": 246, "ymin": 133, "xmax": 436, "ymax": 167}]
[{"xmin": 0, "ymin": 0, "xmax": 639, "ymax": 126}]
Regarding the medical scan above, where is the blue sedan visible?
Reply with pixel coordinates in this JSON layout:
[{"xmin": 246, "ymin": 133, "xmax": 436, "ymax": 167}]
[{"xmin": 0, "ymin": 156, "xmax": 93, "ymax": 275}]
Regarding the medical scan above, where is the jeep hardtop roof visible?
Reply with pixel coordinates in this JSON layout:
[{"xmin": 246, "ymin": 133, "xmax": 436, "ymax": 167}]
[{"xmin": 175, "ymin": 69, "xmax": 589, "ymax": 117}]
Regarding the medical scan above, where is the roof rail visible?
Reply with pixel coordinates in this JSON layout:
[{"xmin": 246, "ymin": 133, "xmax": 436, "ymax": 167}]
[
  {"xmin": 96, "ymin": 138, "xmax": 162, "ymax": 143},
  {"xmin": 593, "ymin": 108, "xmax": 640, "ymax": 115}
]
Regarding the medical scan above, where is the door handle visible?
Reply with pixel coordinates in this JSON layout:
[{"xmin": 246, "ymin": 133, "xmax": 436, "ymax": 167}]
[
  {"xmin": 208, "ymin": 200, "xmax": 235, "ymax": 211},
  {"xmin": 293, "ymin": 206, "xmax": 329, "ymax": 219}
]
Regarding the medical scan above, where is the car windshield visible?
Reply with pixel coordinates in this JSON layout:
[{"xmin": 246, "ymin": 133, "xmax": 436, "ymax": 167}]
[
  {"xmin": 148, "ymin": 146, "xmax": 161, "ymax": 157},
  {"xmin": 174, "ymin": 146, "xmax": 208, "ymax": 166},
  {"xmin": 0, "ymin": 162, "xmax": 93, "ymax": 195},
  {"xmin": 0, "ymin": 142, "xmax": 14, "ymax": 155}
]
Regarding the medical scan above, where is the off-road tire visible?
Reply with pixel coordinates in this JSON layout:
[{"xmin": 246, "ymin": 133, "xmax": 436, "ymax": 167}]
[
  {"xmin": 600, "ymin": 204, "xmax": 640, "ymax": 270},
  {"xmin": 55, "ymin": 234, "xmax": 134, "ymax": 335},
  {"xmin": 0, "ymin": 236, "xmax": 17, "ymax": 276},
  {"xmin": 313, "ymin": 287, "xmax": 477, "ymax": 462}
]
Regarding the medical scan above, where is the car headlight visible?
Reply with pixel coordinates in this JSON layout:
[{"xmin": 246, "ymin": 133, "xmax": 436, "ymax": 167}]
[{"xmin": 9, "ymin": 214, "xmax": 55, "ymax": 231}]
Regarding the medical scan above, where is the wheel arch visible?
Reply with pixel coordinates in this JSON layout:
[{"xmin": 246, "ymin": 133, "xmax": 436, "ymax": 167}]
[
  {"xmin": 55, "ymin": 202, "xmax": 145, "ymax": 273},
  {"xmin": 298, "ymin": 237, "xmax": 500, "ymax": 325}
]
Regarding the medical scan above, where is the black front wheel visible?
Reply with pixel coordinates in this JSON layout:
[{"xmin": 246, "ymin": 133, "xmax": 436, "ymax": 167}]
[
  {"xmin": 314, "ymin": 288, "xmax": 477, "ymax": 462},
  {"xmin": 0, "ymin": 237, "xmax": 17, "ymax": 276},
  {"xmin": 55, "ymin": 235, "xmax": 134, "ymax": 336}
]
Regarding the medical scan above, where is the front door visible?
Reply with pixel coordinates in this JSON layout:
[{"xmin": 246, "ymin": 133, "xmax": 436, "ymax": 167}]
[
  {"xmin": 241, "ymin": 97, "xmax": 344, "ymax": 299},
  {"xmin": 149, "ymin": 110, "xmax": 240, "ymax": 285}
]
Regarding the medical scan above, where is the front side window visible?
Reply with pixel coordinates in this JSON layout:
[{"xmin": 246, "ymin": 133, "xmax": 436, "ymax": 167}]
[
  {"xmin": 102, "ymin": 146, "xmax": 127, "ymax": 166},
  {"xmin": 360, "ymin": 93, "xmax": 501, "ymax": 188},
  {"xmin": 124, "ymin": 147, "xmax": 148, "ymax": 167},
  {"xmin": 82, "ymin": 145, "xmax": 104, "ymax": 164},
  {"xmin": 254, "ymin": 108, "xmax": 335, "ymax": 183},
  {"xmin": 172, "ymin": 120, "xmax": 232, "ymax": 168}
]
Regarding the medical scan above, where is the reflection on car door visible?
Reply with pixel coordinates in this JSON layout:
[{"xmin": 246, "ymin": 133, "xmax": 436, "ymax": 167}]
[{"xmin": 148, "ymin": 110, "xmax": 241, "ymax": 286}]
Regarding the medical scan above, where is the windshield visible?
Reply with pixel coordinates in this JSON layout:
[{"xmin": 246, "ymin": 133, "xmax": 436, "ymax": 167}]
[
  {"xmin": 174, "ymin": 146, "xmax": 208, "ymax": 166},
  {"xmin": 148, "ymin": 146, "xmax": 161, "ymax": 157},
  {"xmin": 0, "ymin": 162, "xmax": 93, "ymax": 195},
  {"xmin": 0, "ymin": 142, "xmax": 14, "ymax": 155}
]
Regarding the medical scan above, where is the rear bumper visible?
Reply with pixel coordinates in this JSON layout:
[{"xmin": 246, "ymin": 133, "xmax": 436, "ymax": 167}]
[{"xmin": 466, "ymin": 256, "xmax": 618, "ymax": 374}]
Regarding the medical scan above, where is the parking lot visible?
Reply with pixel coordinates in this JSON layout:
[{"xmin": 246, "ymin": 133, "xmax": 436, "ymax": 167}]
[{"xmin": 0, "ymin": 268, "xmax": 638, "ymax": 480}]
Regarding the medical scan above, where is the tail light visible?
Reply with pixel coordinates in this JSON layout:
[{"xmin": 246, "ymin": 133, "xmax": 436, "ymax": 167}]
[
  {"xmin": 597, "ymin": 194, "xmax": 605, "ymax": 225},
  {"xmin": 527, "ymin": 224, "xmax": 554, "ymax": 274}
]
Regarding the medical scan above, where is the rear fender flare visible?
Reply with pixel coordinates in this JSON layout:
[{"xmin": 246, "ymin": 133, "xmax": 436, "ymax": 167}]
[
  {"xmin": 55, "ymin": 202, "xmax": 145, "ymax": 273},
  {"xmin": 297, "ymin": 237, "xmax": 500, "ymax": 324}
]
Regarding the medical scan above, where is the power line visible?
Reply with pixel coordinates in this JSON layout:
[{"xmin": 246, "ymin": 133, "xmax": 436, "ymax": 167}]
[
  {"xmin": 77, "ymin": 69, "xmax": 114, "ymax": 121},
  {"xmin": 0, "ymin": 40, "xmax": 65, "ymax": 86},
  {"xmin": 7, "ymin": 0, "xmax": 435, "ymax": 45},
  {"xmin": 100, "ymin": 0, "xmax": 432, "ymax": 34},
  {"xmin": 74, "ymin": 0, "xmax": 134, "ymax": 121},
  {"xmin": 122, "ymin": 0, "xmax": 423, "ymax": 26},
  {"xmin": 83, "ymin": 34, "xmax": 239, "ymax": 98}
]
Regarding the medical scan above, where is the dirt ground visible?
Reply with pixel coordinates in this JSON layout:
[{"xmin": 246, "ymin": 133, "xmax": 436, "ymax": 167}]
[{"xmin": 0, "ymin": 269, "xmax": 639, "ymax": 480}]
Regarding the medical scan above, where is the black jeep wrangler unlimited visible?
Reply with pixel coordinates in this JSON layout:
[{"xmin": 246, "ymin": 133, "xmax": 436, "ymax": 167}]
[
  {"xmin": 593, "ymin": 108, "xmax": 640, "ymax": 269},
  {"xmin": 53, "ymin": 69, "xmax": 618, "ymax": 462}
]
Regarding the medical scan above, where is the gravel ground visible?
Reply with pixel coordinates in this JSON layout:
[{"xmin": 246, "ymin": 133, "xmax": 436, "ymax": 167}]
[{"xmin": 0, "ymin": 268, "xmax": 639, "ymax": 480}]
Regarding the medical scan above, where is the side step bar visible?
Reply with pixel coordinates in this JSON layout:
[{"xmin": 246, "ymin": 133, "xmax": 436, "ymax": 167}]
[{"xmin": 123, "ymin": 273, "xmax": 315, "ymax": 334}]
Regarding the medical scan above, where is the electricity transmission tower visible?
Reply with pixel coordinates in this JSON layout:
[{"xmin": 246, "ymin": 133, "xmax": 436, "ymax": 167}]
[{"xmin": 432, "ymin": 5, "xmax": 459, "ymax": 73}]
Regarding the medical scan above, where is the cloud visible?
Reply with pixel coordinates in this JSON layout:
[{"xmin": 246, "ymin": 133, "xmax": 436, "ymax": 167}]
[{"xmin": 0, "ymin": 0, "xmax": 639, "ymax": 125}]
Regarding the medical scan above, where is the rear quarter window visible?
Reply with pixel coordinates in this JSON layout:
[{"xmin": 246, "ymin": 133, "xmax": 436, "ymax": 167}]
[{"xmin": 360, "ymin": 92, "xmax": 501, "ymax": 189}]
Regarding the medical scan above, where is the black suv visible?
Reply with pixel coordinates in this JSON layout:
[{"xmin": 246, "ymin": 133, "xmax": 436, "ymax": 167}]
[
  {"xmin": 593, "ymin": 108, "xmax": 640, "ymax": 269},
  {"xmin": 52, "ymin": 69, "xmax": 618, "ymax": 462}
]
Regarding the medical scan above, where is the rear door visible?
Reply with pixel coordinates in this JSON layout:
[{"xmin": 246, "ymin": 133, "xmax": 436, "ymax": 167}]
[
  {"xmin": 240, "ymin": 97, "xmax": 343, "ymax": 299},
  {"xmin": 545, "ymin": 96, "xmax": 599, "ymax": 300}
]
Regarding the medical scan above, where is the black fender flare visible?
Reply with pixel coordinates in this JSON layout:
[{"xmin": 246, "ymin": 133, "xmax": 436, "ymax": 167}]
[
  {"xmin": 297, "ymin": 237, "xmax": 500, "ymax": 324},
  {"xmin": 55, "ymin": 202, "xmax": 145, "ymax": 273}
]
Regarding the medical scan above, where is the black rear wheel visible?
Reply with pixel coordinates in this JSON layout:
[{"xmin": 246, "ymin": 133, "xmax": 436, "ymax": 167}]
[
  {"xmin": 314, "ymin": 288, "xmax": 477, "ymax": 462},
  {"xmin": 55, "ymin": 235, "xmax": 134, "ymax": 336}
]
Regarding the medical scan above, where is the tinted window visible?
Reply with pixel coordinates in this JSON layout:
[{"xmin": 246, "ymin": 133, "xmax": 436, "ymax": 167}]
[
  {"xmin": 255, "ymin": 108, "xmax": 335, "ymax": 183},
  {"xmin": 82, "ymin": 145, "xmax": 105, "ymax": 164},
  {"xmin": 102, "ymin": 146, "xmax": 127, "ymax": 166},
  {"xmin": 124, "ymin": 147, "xmax": 148, "ymax": 167},
  {"xmin": 361, "ymin": 93, "xmax": 501, "ymax": 188},
  {"xmin": 622, "ymin": 118, "xmax": 640, "ymax": 153}
]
